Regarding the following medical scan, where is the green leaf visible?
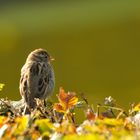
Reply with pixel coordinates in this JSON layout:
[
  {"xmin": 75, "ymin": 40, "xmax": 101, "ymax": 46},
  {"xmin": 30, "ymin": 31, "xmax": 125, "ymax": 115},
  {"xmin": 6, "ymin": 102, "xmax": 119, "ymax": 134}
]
[{"xmin": 35, "ymin": 119, "xmax": 54, "ymax": 134}]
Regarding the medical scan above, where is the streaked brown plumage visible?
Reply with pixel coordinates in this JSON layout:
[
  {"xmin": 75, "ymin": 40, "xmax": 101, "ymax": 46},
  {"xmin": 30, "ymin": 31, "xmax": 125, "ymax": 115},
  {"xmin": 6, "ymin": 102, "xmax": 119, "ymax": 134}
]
[{"xmin": 19, "ymin": 48, "xmax": 55, "ymax": 113}]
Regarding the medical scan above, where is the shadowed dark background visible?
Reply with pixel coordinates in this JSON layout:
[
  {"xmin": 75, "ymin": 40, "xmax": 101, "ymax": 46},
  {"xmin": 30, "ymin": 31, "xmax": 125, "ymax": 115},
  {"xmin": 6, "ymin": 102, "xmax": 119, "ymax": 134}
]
[{"xmin": 0, "ymin": 1, "xmax": 140, "ymax": 111}]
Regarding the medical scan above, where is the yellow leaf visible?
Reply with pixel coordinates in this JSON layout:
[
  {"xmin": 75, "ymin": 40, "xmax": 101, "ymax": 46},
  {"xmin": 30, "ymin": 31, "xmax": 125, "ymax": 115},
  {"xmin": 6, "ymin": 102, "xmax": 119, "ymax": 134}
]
[
  {"xmin": 0, "ymin": 84, "xmax": 5, "ymax": 92},
  {"xmin": 133, "ymin": 103, "xmax": 140, "ymax": 112},
  {"xmin": 56, "ymin": 87, "xmax": 78, "ymax": 111},
  {"xmin": 54, "ymin": 103, "xmax": 65, "ymax": 113}
]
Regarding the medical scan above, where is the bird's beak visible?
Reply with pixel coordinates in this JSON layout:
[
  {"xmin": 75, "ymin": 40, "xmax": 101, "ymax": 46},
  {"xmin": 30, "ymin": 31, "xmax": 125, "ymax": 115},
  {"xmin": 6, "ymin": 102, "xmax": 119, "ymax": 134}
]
[{"xmin": 50, "ymin": 56, "xmax": 55, "ymax": 61}]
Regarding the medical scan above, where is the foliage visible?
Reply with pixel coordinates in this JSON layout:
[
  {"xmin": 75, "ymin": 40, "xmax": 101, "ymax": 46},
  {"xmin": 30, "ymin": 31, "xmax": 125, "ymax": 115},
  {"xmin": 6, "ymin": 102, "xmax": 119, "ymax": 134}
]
[
  {"xmin": 0, "ymin": 84, "xmax": 5, "ymax": 92},
  {"xmin": 0, "ymin": 87, "xmax": 140, "ymax": 140}
]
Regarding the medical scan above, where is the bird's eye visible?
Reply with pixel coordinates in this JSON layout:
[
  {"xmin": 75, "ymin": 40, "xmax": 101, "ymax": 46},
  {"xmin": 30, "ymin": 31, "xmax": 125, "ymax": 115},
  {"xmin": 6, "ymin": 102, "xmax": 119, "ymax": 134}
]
[
  {"xmin": 40, "ymin": 52, "xmax": 47, "ymax": 56},
  {"xmin": 39, "ymin": 54, "xmax": 45, "ymax": 57}
]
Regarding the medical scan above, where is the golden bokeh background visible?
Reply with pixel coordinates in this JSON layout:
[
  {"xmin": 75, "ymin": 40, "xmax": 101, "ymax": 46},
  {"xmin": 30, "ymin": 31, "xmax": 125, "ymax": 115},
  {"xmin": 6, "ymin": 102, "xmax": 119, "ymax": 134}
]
[{"xmin": 0, "ymin": 1, "xmax": 140, "ymax": 110}]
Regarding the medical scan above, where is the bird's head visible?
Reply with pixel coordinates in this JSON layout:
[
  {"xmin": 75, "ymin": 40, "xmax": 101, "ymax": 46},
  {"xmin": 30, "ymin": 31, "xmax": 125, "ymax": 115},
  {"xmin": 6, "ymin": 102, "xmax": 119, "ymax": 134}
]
[{"xmin": 26, "ymin": 48, "xmax": 54, "ymax": 63}]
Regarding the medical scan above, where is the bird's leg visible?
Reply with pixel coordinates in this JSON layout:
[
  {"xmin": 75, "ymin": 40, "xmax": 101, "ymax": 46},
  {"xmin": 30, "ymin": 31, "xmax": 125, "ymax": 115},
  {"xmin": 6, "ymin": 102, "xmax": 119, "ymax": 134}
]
[
  {"xmin": 43, "ymin": 99, "xmax": 46, "ymax": 107},
  {"xmin": 23, "ymin": 103, "xmax": 31, "ymax": 115},
  {"xmin": 23, "ymin": 104, "xmax": 27, "ymax": 115}
]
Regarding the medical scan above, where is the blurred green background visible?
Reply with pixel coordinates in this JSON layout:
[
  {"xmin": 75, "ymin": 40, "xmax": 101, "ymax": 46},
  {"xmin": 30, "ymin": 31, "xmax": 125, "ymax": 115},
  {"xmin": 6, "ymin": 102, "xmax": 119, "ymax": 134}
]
[{"xmin": 0, "ymin": 1, "xmax": 140, "ymax": 110}]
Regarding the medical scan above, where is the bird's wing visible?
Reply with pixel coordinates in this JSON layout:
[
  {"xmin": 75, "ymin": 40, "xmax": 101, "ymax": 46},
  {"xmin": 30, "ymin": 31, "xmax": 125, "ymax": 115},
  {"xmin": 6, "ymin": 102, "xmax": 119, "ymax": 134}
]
[
  {"xmin": 19, "ymin": 63, "xmax": 31, "ymax": 106},
  {"xmin": 19, "ymin": 62, "xmax": 43, "ymax": 108},
  {"xmin": 33, "ymin": 63, "xmax": 55, "ymax": 99},
  {"xmin": 28, "ymin": 62, "xmax": 49, "ymax": 99}
]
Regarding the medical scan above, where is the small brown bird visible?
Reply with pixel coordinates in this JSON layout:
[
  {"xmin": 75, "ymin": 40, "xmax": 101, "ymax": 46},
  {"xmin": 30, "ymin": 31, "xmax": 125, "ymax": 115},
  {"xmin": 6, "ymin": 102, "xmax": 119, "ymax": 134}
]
[{"xmin": 19, "ymin": 48, "xmax": 55, "ymax": 113}]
